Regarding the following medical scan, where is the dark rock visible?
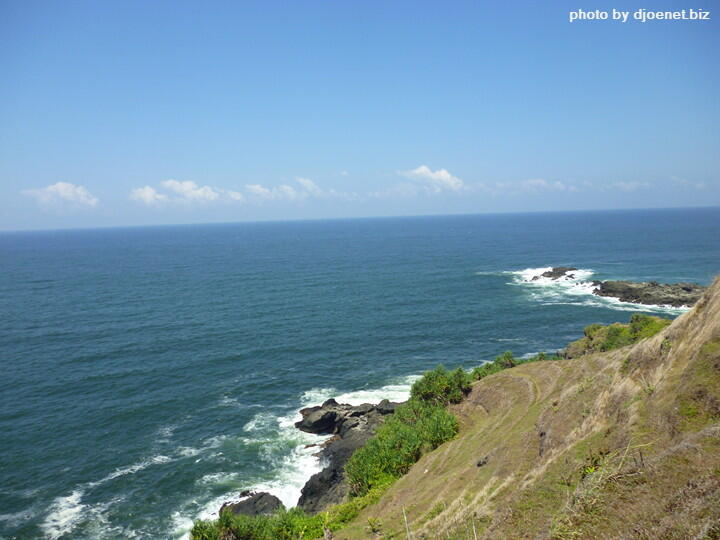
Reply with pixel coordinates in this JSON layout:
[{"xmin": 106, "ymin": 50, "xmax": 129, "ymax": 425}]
[
  {"xmin": 220, "ymin": 491, "xmax": 284, "ymax": 517},
  {"xmin": 295, "ymin": 398, "xmax": 402, "ymax": 514},
  {"xmin": 376, "ymin": 399, "xmax": 399, "ymax": 415},
  {"xmin": 295, "ymin": 399, "xmax": 401, "ymax": 436},
  {"xmin": 594, "ymin": 280, "xmax": 705, "ymax": 307},
  {"xmin": 348, "ymin": 403, "xmax": 374, "ymax": 416},
  {"xmin": 532, "ymin": 267, "xmax": 578, "ymax": 281}
]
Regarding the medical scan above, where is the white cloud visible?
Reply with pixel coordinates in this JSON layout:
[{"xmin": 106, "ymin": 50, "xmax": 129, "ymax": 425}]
[
  {"xmin": 671, "ymin": 177, "xmax": 706, "ymax": 190},
  {"xmin": 130, "ymin": 186, "xmax": 168, "ymax": 205},
  {"xmin": 245, "ymin": 184, "xmax": 273, "ymax": 198},
  {"xmin": 399, "ymin": 165, "xmax": 464, "ymax": 192},
  {"xmin": 612, "ymin": 181, "xmax": 650, "ymax": 192},
  {"xmin": 245, "ymin": 183, "xmax": 304, "ymax": 201},
  {"xmin": 22, "ymin": 182, "xmax": 98, "ymax": 207},
  {"xmin": 161, "ymin": 179, "xmax": 219, "ymax": 201},
  {"xmin": 227, "ymin": 190, "xmax": 245, "ymax": 202},
  {"xmin": 520, "ymin": 178, "xmax": 573, "ymax": 192},
  {"xmin": 296, "ymin": 177, "xmax": 323, "ymax": 197}
]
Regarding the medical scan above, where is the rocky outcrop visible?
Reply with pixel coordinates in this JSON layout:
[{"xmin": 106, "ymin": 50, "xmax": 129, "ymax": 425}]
[
  {"xmin": 532, "ymin": 267, "xmax": 578, "ymax": 280},
  {"xmin": 219, "ymin": 491, "xmax": 284, "ymax": 517},
  {"xmin": 593, "ymin": 280, "xmax": 705, "ymax": 307},
  {"xmin": 535, "ymin": 267, "xmax": 706, "ymax": 307},
  {"xmin": 295, "ymin": 398, "xmax": 400, "ymax": 513}
]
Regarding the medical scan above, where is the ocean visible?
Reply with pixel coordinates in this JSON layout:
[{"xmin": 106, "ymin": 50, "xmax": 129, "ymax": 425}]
[{"xmin": 1, "ymin": 207, "xmax": 718, "ymax": 539}]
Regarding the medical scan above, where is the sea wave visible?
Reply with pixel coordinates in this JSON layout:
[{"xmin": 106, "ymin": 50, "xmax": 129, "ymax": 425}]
[
  {"xmin": 41, "ymin": 490, "xmax": 87, "ymax": 539},
  {"xmin": 508, "ymin": 267, "xmax": 690, "ymax": 314},
  {"xmin": 171, "ymin": 374, "xmax": 419, "ymax": 539},
  {"xmin": 42, "ymin": 450, "xmax": 190, "ymax": 539}
]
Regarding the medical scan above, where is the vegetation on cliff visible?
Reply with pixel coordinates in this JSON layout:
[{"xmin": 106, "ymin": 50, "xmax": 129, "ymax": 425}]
[
  {"xmin": 191, "ymin": 366, "xmax": 472, "ymax": 539},
  {"xmin": 345, "ymin": 366, "xmax": 470, "ymax": 497},
  {"xmin": 192, "ymin": 299, "xmax": 712, "ymax": 540},
  {"xmin": 335, "ymin": 278, "xmax": 720, "ymax": 539},
  {"xmin": 564, "ymin": 313, "xmax": 671, "ymax": 358}
]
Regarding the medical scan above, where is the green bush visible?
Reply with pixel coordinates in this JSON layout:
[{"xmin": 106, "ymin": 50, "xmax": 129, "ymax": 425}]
[
  {"xmin": 600, "ymin": 324, "xmax": 633, "ymax": 351},
  {"xmin": 584, "ymin": 323, "xmax": 604, "ymax": 338},
  {"xmin": 410, "ymin": 365, "xmax": 472, "ymax": 406},
  {"xmin": 345, "ymin": 399, "xmax": 458, "ymax": 496},
  {"xmin": 192, "ymin": 365, "xmax": 468, "ymax": 538},
  {"xmin": 471, "ymin": 350, "xmax": 557, "ymax": 381},
  {"xmin": 629, "ymin": 313, "xmax": 671, "ymax": 340},
  {"xmin": 191, "ymin": 484, "xmax": 390, "ymax": 540}
]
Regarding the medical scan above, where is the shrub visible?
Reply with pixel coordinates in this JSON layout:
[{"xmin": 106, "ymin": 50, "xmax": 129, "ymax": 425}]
[
  {"xmin": 344, "ymin": 365, "xmax": 468, "ymax": 497},
  {"xmin": 345, "ymin": 399, "xmax": 458, "ymax": 496},
  {"xmin": 584, "ymin": 323, "xmax": 604, "ymax": 338},
  {"xmin": 410, "ymin": 365, "xmax": 472, "ymax": 406},
  {"xmin": 191, "ymin": 485, "xmax": 390, "ymax": 540},
  {"xmin": 629, "ymin": 313, "xmax": 671, "ymax": 340},
  {"xmin": 600, "ymin": 324, "xmax": 633, "ymax": 351}
]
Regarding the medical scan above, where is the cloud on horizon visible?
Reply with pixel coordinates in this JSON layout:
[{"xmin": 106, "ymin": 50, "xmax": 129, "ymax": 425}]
[
  {"xmin": 162, "ymin": 179, "xmax": 220, "ymax": 201},
  {"xmin": 130, "ymin": 186, "xmax": 168, "ymax": 205},
  {"xmin": 22, "ymin": 182, "xmax": 99, "ymax": 207},
  {"xmin": 399, "ymin": 165, "xmax": 464, "ymax": 192}
]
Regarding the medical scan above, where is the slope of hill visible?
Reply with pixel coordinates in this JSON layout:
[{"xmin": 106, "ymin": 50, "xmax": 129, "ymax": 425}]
[{"xmin": 337, "ymin": 278, "xmax": 720, "ymax": 539}]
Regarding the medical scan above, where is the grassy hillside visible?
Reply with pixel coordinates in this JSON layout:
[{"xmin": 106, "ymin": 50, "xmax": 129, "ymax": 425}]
[{"xmin": 336, "ymin": 278, "xmax": 720, "ymax": 539}]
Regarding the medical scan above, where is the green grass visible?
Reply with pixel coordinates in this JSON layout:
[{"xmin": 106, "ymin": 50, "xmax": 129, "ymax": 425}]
[
  {"xmin": 190, "ymin": 325, "xmax": 662, "ymax": 539},
  {"xmin": 346, "ymin": 365, "xmax": 468, "ymax": 496},
  {"xmin": 191, "ymin": 483, "xmax": 391, "ymax": 540},
  {"xmin": 568, "ymin": 314, "xmax": 671, "ymax": 359},
  {"xmin": 191, "ymin": 365, "xmax": 469, "ymax": 539},
  {"xmin": 472, "ymin": 351, "xmax": 555, "ymax": 381}
]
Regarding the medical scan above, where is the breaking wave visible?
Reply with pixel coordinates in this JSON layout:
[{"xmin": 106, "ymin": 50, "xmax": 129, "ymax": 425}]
[{"xmin": 508, "ymin": 267, "xmax": 690, "ymax": 315}]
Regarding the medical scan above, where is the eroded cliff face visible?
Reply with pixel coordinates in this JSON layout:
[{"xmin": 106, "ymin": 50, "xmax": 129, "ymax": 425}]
[
  {"xmin": 337, "ymin": 278, "xmax": 720, "ymax": 540},
  {"xmin": 295, "ymin": 399, "xmax": 400, "ymax": 513}
]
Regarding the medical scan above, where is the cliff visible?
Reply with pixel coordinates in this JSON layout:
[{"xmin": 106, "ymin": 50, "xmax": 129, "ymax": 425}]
[{"xmin": 335, "ymin": 277, "xmax": 720, "ymax": 539}]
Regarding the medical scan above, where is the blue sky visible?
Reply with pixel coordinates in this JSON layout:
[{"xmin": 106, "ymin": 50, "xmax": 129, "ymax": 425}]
[{"xmin": 1, "ymin": 0, "xmax": 718, "ymax": 230}]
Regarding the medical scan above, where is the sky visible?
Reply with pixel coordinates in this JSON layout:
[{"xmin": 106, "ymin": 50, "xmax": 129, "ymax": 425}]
[{"xmin": 0, "ymin": 0, "xmax": 718, "ymax": 230}]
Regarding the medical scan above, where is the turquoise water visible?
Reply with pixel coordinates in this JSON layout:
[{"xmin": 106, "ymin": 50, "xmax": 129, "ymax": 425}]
[{"xmin": 1, "ymin": 208, "xmax": 718, "ymax": 539}]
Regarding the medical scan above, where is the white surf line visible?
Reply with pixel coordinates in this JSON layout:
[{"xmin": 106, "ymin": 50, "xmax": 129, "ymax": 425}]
[
  {"xmin": 508, "ymin": 267, "xmax": 690, "ymax": 314},
  {"xmin": 172, "ymin": 374, "xmax": 420, "ymax": 539}
]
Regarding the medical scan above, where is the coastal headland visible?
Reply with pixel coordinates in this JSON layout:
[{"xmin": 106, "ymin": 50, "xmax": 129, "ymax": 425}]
[{"xmin": 197, "ymin": 275, "xmax": 720, "ymax": 539}]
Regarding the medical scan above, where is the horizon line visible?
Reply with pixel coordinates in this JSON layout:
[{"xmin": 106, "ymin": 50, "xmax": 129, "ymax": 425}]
[{"xmin": 2, "ymin": 204, "xmax": 719, "ymax": 234}]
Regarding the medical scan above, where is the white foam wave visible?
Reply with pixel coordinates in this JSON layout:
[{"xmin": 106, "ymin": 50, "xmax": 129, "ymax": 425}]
[
  {"xmin": 511, "ymin": 267, "xmax": 597, "ymax": 295},
  {"xmin": 197, "ymin": 472, "xmax": 241, "ymax": 486},
  {"xmin": 41, "ymin": 490, "xmax": 86, "ymax": 539},
  {"xmin": 243, "ymin": 411, "xmax": 279, "ymax": 433},
  {"xmin": 170, "ymin": 375, "xmax": 420, "ymax": 539},
  {"xmin": 509, "ymin": 267, "xmax": 690, "ymax": 314},
  {"xmin": 91, "ymin": 455, "xmax": 173, "ymax": 487},
  {"xmin": 42, "ymin": 452, "xmax": 178, "ymax": 538},
  {"xmin": 253, "ymin": 441, "xmax": 326, "ymax": 508},
  {"xmin": 299, "ymin": 375, "xmax": 418, "ymax": 408}
]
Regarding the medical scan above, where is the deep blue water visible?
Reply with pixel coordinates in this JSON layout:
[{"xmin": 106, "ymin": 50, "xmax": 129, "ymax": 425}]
[{"xmin": 1, "ymin": 208, "xmax": 718, "ymax": 539}]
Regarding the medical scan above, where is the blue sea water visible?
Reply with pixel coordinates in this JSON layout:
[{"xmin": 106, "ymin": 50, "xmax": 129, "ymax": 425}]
[{"xmin": 0, "ymin": 208, "xmax": 718, "ymax": 539}]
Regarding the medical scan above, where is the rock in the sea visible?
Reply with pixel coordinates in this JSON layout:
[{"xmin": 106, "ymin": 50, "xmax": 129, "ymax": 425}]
[
  {"xmin": 295, "ymin": 398, "xmax": 398, "ymax": 436},
  {"xmin": 295, "ymin": 399, "xmax": 345, "ymax": 435},
  {"xmin": 532, "ymin": 267, "xmax": 577, "ymax": 281},
  {"xmin": 594, "ymin": 280, "xmax": 705, "ymax": 307},
  {"xmin": 219, "ymin": 491, "xmax": 284, "ymax": 517},
  {"xmin": 295, "ymin": 398, "xmax": 401, "ymax": 514}
]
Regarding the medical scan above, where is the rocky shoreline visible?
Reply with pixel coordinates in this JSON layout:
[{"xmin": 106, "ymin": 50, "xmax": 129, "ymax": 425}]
[
  {"xmin": 218, "ymin": 398, "xmax": 401, "ymax": 518},
  {"xmin": 535, "ymin": 267, "xmax": 706, "ymax": 307}
]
